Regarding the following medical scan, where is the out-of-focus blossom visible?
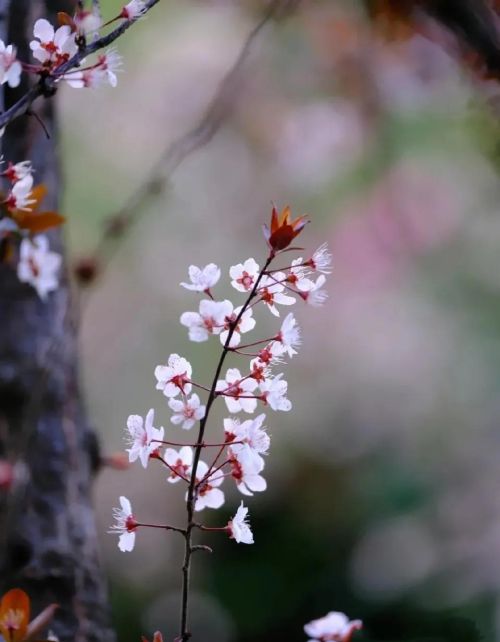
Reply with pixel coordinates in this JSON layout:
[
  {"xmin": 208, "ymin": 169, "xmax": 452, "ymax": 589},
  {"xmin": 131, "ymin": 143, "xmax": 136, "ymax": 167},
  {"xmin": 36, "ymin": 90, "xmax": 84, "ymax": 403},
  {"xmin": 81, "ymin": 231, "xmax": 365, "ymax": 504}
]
[
  {"xmin": 63, "ymin": 50, "xmax": 122, "ymax": 88},
  {"xmin": 0, "ymin": 40, "xmax": 21, "ymax": 87},
  {"xmin": 74, "ymin": 8, "xmax": 102, "ymax": 35},
  {"xmin": 17, "ymin": 235, "xmax": 61, "ymax": 300},
  {"xmin": 120, "ymin": 0, "xmax": 147, "ymax": 20},
  {"xmin": 3, "ymin": 161, "xmax": 32, "ymax": 183},
  {"xmin": 6, "ymin": 175, "xmax": 34, "ymax": 212},
  {"xmin": 180, "ymin": 263, "xmax": 220, "ymax": 293},
  {"xmin": 304, "ymin": 611, "xmax": 362, "ymax": 642}
]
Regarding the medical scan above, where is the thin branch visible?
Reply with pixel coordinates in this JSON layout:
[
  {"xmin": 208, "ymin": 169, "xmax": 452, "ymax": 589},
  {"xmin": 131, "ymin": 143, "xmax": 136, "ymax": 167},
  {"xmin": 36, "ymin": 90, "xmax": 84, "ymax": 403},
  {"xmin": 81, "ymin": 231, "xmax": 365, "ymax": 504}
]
[{"xmin": 81, "ymin": 0, "xmax": 300, "ymax": 282}]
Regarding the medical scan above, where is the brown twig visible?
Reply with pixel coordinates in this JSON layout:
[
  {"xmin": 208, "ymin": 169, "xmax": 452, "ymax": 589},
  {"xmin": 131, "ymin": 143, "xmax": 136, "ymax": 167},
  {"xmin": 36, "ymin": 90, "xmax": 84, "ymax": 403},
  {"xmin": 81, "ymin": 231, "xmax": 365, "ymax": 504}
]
[{"xmin": 78, "ymin": 0, "xmax": 300, "ymax": 286}]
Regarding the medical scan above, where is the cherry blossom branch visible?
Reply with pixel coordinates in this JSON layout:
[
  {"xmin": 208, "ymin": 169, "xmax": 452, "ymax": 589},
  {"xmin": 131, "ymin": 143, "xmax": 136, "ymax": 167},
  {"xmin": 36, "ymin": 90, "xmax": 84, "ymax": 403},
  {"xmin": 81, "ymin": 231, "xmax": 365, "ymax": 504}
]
[
  {"xmin": 179, "ymin": 253, "xmax": 273, "ymax": 642},
  {"xmin": 0, "ymin": 0, "xmax": 163, "ymax": 130}
]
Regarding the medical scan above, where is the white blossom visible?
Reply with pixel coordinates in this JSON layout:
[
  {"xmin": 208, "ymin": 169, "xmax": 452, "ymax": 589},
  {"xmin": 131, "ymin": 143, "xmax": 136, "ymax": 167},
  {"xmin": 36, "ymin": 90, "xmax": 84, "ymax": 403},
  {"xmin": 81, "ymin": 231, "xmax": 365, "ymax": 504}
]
[
  {"xmin": 0, "ymin": 40, "xmax": 21, "ymax": 88},
  {"xmin": 155, "ymin": 354, "xmax": 192, "ymax": 398},
  {"xmin": 4, "ymin": 160, "xmax": 32, "ymax": 182},
  {"xmin": 309, "ymin": 243, "xmax": 332, "ymax": 274},
  {"xmin": 17, "ymin": 235, "xmax": 61, "ymax": 300},
  {"xmin": 180, "ymin": 263, "xmax": 220, "ymax": 292},
  {"xmin": 164, "ymin": 446, "xmax": 193, "ymax": 483},
  {"xmin": 288, "ymin": 257, "xmax": 316, "ymax": 291},
  {"xmin": 168, "ymin": 394, "xmax": 205, "ymax": 430},
  {"xmin": 191, "ymin": 461, "xmax": 225, "ymax": 511},
  {"xmin": 273, "ymin": 312, "xmax": 301, "ymax": 359},
  {"xmin": 304, "ymin": 611, "xmax": 362, "ymax": 642},
  {"xmin": 109, "ymin": 496, "xmax": 137, "ymax": 552},
  {"xmin": 225, "ymin": 414, "xmax": 269, "ymax": 470},
  {"xmin": 216, "ymin": 368, "xmax": 258, "ymax": 413},
  {"xmin": 125, "ymin": 408, "xmax": 164, "ymax": 468},
  {"xmin": 74, "ymin": 8, "xmax": 102, "ymax": 36},
  {"xmin": 30, "ymin": 19, "xmax": 77, "ymax": 67},
  {"xmin": 228, "ymin": 502, "xmax": 254, "ymax": 544},
  {"xmin": 7, "ymin": 175, "xmax": 34, "ymax": 211},
  {"xmin": 259, "ymin": 374, "xmax": 291, "ymax": 412},
  {"xmin": 219, "ymin": 305, "xmax": 256, "ymax": 348},
  {"xmin": 180, "ymin": 299, "xmax": 231, "ymax": 342},
  {"xmin": 301, "ymin": 274, "xmax": 328, "ymax": 307},
  {"xmin": 258, "ymin": 272, "xmax": 295, "ymax": 316},
  {"xmin": 120, "ymin": 0, "xmax": 147, "ymax": 19},
  {"xmin": 63, "ymin": 50, "xmax": 122, "ymax": 89},
  {"xmin": 230, "ymin": 258, "xmax": 260, "ymax": 292},
  {"xmin": 229, "ymin": 447, "xmax": 267, "ymax": 496}
]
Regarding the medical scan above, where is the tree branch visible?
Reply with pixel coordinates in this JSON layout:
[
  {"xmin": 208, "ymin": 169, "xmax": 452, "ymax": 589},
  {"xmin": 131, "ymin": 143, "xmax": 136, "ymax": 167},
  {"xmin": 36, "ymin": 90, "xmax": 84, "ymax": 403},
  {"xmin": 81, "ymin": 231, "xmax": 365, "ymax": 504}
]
[{"xmin": 0, "ymin": 0, "xmax": 163, "ymax": 129}]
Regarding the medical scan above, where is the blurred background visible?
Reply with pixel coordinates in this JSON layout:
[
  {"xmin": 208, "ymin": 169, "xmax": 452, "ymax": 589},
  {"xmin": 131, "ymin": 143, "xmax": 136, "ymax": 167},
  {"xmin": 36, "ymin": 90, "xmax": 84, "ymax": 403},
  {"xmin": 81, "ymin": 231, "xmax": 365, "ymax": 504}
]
[{"xmin": 60, "ymin": 0, "xmax": 500, "ymax": 639}]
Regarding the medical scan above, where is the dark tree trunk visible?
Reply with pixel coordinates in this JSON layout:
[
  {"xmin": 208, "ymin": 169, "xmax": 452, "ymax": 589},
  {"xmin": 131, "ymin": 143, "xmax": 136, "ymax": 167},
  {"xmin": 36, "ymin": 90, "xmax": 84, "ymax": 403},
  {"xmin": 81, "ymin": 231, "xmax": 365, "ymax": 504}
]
[{"xmin": 0, "ymin": 2, "xmax": 116, "ymax": 641}]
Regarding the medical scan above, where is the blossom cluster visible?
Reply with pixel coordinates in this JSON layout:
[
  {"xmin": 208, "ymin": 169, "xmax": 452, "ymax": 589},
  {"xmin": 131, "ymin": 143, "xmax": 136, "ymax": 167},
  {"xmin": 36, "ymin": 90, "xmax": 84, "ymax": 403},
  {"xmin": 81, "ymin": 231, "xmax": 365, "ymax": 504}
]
[
  {"xmin": 0, "ymin": 0, "xmax": 149, "ymax": 92},
  {"xmin": 110, "ymin": 206, "xmax": 331, "ymax": 552},
  {"xmin": 0, "ymin": 155, "xmax": 62, "ymax": 299}
]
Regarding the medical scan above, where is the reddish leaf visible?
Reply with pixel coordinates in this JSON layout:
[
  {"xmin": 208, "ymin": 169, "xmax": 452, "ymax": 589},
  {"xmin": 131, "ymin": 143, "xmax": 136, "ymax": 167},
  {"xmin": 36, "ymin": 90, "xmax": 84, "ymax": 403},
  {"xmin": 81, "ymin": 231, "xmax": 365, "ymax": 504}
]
[{"xmin": 16, "ymin": 211, "xmax": 66, "ymax": 234}]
